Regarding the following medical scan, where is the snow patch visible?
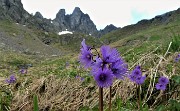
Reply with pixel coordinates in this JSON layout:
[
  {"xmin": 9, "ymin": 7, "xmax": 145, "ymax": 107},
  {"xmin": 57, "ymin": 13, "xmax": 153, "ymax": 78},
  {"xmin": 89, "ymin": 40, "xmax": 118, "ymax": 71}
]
[{"xmin": 58, "ymin": 31, "xmax": 73, "ymax": 35}]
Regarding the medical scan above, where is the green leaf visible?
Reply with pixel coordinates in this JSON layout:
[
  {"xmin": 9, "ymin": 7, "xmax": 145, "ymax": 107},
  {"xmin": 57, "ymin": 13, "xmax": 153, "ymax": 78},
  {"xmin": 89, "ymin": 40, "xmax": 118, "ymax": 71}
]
[
  {"xmin": 168, "ymin": 99, "xmax": 180, "ymax": 110},
  {"xmin": 155, "ymin": 105, "xmax": 166, "ymax": 111},
  {"xmin": 171, "ymin": 75, "xmax": 180, "ymax": 84},
  {"xmin": 33, "ymin": 95, "xmax": 39, "ymax": 111}
]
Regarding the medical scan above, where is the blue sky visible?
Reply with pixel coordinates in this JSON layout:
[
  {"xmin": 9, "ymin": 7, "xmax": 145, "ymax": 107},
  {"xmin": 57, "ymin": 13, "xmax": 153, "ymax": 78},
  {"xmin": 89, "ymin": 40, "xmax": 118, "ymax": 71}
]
[{"xmin": 22, "ymin": 0, "xmax": 180, "ymax": 30}]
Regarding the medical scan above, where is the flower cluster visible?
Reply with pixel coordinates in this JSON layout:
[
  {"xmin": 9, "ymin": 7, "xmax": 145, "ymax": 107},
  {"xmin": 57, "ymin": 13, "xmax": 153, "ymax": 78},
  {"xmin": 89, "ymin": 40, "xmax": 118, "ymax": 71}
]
[
  {"xmin": 79, "ymin": 39, "xmax": 128, "ymax": 88},
  {"xmin": 129, "ymin": 65, "xmax": 146, "ymax": 85},
  {"xmin": 6, "ymin": 74, "xmax": 16, "ymax": 84},
  {"xmin": 175, "ymin": 54, "xmax": 180, "ymax": 62},
  {"xmin": 155, "ymin": 76, "xmax": 169, "ymax": 91}
]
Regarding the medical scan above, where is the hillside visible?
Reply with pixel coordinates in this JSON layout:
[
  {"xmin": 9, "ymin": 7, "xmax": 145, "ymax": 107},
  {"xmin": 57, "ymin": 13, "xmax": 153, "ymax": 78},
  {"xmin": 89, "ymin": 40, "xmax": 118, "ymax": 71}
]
[
  {"xmin": 101, "ymin": 8, "xmax": 180, "ymax": 44},
  {"xmin": 0, "ymin": 19, "xmax": 101, "ymax": 56}
]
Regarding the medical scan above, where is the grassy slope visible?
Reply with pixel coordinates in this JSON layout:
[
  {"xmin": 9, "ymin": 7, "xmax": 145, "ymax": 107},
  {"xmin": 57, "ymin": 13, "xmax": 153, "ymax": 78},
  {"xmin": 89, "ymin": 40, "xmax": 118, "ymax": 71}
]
[{"xmin": 100, "ymin": 15, "xmax": 180, "ymax": 64}]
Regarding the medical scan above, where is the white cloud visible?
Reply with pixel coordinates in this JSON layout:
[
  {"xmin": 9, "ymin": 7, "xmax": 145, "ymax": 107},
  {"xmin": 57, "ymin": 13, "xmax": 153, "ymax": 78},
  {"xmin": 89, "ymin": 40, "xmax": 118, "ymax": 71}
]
[{"xmin": 22, "ymin": 0, "xmax": 180, "ymax": 29}]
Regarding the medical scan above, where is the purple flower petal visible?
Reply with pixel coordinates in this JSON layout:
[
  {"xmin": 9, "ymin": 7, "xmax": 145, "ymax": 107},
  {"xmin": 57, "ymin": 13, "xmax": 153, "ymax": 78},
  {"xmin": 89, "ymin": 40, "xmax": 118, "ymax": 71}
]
[
  {"xmin": 111, "ymin": 60, "xmax": 128, "ymax": 79},
  {"xmin": 135, "ymin": 75, "xmax": 146, "ymax": 85},
  {"xmin": 93, "ymin": 57, "xmax": 103, "ymax": 68},
  {"xmin": 131, "ymin": 67, "xmax": 142, "ymax": 77},
  {"xmin": 155, "ymin": 83, "xmax": 166, "ymax": 90},
  {"xmin": 19, "ymin": 69, "xmax": 27, "ymax": 74},
  {"xmin": 81, "ymin": 77, "xmax": 85, "ymax": 81},
  {"xmin": 175, "ymin": 54, "xmax": 180, "ymax": 62},
  {"xmin": 100, "ymin": 45, "xmax": 111, "ymax": 61},
  {"xmin": 129, "ymin": 74, "xmax": 136, "ymax": 82},
  {"xmin": 81, "ymin": 39, "xmax": 90, "ymax": 51},
  {"xmin": 93, "ymin": 67, "xmax": 114, "ymax": 88},
  {"xmin": 100, "ymin": 45, "xmax": 120, "ymax": 63},
  {"xmin": 79, "ymin": 49, "xmax": 93, "ymax": 68},
  {"xmin": 158, "ymin": 76, "xmax": 169, "ymax": 85}
]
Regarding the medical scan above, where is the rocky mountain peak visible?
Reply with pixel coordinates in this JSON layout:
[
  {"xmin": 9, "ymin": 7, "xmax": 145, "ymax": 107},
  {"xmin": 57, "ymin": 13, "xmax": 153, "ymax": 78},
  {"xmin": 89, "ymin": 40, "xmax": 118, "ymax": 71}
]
[
  {"xmin": 104, "ymin": 24, "xmax": 117, "ymax": 31},
  {"xmin": 70, "ymin": 7, "xmax": 83, "ymax": 28},
  {"xmin": 72, "ymin": 7, "xmax": 83, "ymax": 16},
  {"xmin": 97, "ymin": 24, "xmax": 118, "ymax": 37},
  {"xmin": 56, "ymin": 9, "xmax": 66, "ymax": 19},
  {"xmin": 34, "ymin": 11, "xmax": 43, "ymax": 19},
  {"xmin": 53, "ymin": 7, "xmax": 98, "ymax": 35}
]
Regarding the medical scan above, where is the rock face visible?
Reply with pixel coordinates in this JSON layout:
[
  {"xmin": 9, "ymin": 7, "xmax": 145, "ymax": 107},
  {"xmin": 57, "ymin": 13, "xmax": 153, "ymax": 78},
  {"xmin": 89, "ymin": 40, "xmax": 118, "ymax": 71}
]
[
  {"xmin": 0, "ymin": 0, "xmax": 30, "ymax": 23},
  {"xmin": 0, "ymin": 0, "xmax": 118, "ymax": 37},
  {"xmin": 53, "ymin": 7, "xmax": 98, "ymax": 36},
  {"xmin": 34, "ymin": 12, "xmax": 43, "ymax": 20}
]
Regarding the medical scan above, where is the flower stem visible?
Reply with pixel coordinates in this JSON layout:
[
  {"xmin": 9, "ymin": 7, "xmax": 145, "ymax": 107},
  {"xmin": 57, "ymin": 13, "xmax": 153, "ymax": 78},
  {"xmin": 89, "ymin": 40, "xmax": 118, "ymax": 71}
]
[
  {"xmin": 99, "ymin": 87, "xmax": 103, "ymax": 111},
  {"xmin": 138, "ymin": 86, "xmax": 142, "ymax": 111},
  {"xmin": 109, "ymin": 86, "xmax": 112, "ymax": 111}
]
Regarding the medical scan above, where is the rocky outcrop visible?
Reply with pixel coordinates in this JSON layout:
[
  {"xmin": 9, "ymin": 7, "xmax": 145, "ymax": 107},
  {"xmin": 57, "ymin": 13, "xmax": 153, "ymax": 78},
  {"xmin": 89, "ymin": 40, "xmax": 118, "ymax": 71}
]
[
  {"xmin": 98, "ymin": 24, "xmax": 118, "ymax": 37},
  {"xmin": 34, "ymin": 12, "xmax": 43, "ymax": 20},
  {"xmin": 53, "ymin": 7, "xmax": 98, "ymax": 36},
  {"xmin": 0, "ymin": 0, "xmax": 30, "ymax": 23}
]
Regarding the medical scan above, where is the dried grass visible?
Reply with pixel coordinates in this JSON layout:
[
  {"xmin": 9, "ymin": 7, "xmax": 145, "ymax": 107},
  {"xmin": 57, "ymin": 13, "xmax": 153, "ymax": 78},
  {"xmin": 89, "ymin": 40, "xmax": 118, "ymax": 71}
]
[{"xmin": 1, "ymin": 42, "xmax": 179, "ymax": 111}]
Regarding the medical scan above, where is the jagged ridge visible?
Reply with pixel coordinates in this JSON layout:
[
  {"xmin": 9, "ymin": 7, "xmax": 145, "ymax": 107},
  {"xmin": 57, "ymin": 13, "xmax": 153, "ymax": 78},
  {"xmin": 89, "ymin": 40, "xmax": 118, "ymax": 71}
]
[{"xmin": 0, "ymin": 0, "xmax": 117, "ymax": 37}]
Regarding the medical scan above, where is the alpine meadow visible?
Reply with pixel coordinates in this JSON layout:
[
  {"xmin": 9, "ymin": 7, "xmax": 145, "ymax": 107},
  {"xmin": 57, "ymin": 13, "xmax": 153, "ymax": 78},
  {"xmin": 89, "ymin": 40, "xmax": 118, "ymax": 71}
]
[{"xmin": 0, "ymin": 0, "xmax": 180, "ymax": 111}]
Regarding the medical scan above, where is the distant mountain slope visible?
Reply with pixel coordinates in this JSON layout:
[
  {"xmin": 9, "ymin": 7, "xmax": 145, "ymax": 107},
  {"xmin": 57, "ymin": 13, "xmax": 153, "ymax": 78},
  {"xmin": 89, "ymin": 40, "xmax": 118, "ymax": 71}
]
[
  {"xmin": 0, "ymin": 19, "xmax": 101, "ymax": 56},
  {"xmin": 0, "ymin": 20, "xmax": 62, "ymax": 56},
  {"xmin": 100, "ymin": 8, "xmax": 180, "ymax": 44},
  {"xmin": 97, "ymin": 8, "xmax": 180, "ymax": 65}
]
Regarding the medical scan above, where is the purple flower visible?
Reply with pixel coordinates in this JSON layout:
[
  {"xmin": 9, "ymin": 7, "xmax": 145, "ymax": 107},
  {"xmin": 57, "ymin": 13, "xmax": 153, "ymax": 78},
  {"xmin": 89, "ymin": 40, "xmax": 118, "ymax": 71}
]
[
  {"xmin": 100, "ymin": 45, "xmax": 119, "ymax": 63},
  {"xmin": 6, "ymin": 74, "xmax": 16, "ymax": 84},
  {"xmin": 111, "ymin": 59, "xmax": 128, "ymax": 79},
  {"xmin": 155, "ymin": 83, "xmax": 166, "ymax": 90},
  {"xmin": 129, "ymin": 66, "xmax": 142, "ymax": 82},
  {"xmin": 81, "ymin": 77, "xmax": 85, "ymax": 81},
  {"xmin": 19, "ymin": 69, "xmax": 27, "ymax": 74},
  {"xmin": 75, "ymin": 75, "xmax": 80, "ymax": 79},
  {"xmin": 155, "ymin": 76, "xmax": 169, "ymax": 91},
  {"xmin": 93, "ymin": 56, "xmax": 104, "ymax": 68},
  {"xmin": 178, "ymin": 54, "xmax": 180, "ymax": 57},
  {"xmin": 158, "ymin": 76, "xmax": 169, "ymax": 85},
  {"xmin": 135, "ymin": 75, "xmax": 146, "ymax": 85},
  {"xmin": 131, "ymin": 66, "xmax": 142, "ymax": 77},
  {"xmin": 79, "ymin": 39, "xmax": 128, "ymax": 87},
  {"xmin": 129, "ymin": 65, "xmax": 146, "ymax": 85},
  {"xmin": 79, "ymin": 49, "xmax": 93, "ymax": 68},
  {"xmin": 175, "ymin": 58, "xmax": 179, "ymax": 62},
  {"xmin": 175, "ymin": 54, "xmax": 180, "ymax": 62},
  {"xmin": 93, "ymin": 67, "xmax": 114, "ymax": 88}
]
